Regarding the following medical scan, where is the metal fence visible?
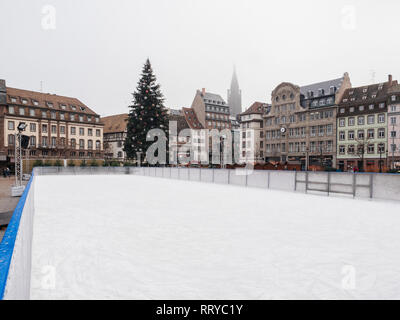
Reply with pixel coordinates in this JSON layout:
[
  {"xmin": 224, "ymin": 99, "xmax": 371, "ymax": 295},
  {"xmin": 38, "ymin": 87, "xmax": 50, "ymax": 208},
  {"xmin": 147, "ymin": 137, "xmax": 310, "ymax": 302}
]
[{"xmin": 34, "ymin": 166, "xmax": 400, "ymax": 202}]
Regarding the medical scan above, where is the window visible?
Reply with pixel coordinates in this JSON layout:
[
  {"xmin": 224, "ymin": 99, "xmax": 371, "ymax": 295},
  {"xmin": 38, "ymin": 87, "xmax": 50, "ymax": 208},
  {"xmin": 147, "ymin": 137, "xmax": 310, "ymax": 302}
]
[
  {"xmin": 378, "ymin": 114, "xmax": 385, "ymax": 123},
  {"xmin": 359, "ymin": 105, "xmax": 365, "ymax": 111},
  {"xmin": 340, "ymin": 108, "xmax": 345, "ymax": 114},
  {"xmin": 42, "ymin": 124, "xmax": 48, "ymax": 133},
  {"xmin": 318, "ymin": 126, "xmax": 324, "ymax": 136},
  {"xmin": 368, "ymin": 144, "xmax": 375, "ymax": 154},
  {"xmin": 21, "ymin": 99, "xmax": 27, "ymax": 104},
  {"xmin": 392, "ymin": 95, "xmax": 396, "ymax": 102},
  {"xmin": 324, "ymin": 124, "xmax": 332, "ymax": 136},
  {"xmin": 9, "ymin": 106, "xmax": 15, "ymax": 114},
  {"xmin": 70, "ymin": 114, "xmax": 75, "ymax": 121},
  {"xmin": 8, "ymin": 134, "xmax": 15, "ymax": 145},
  {"xmin": 51, "ymin": 111, "xmax": 56, "ymax": 119},
  {"xmin": 79, "ymin": 115, "xmax": 83, "ymax": 122},
  {"xmin": 51, "ymin": 125, "xmax": 57, "ymax": 134},
  {"xmin": 368, "ymin": 129, "xmax": 374, "ymax": 139},
  {"xmin": 60, "ymin": 126, "xmax": 65, "ymax": 134},
  {"xmin": 30, "ymin": 123, "xmax": 36, "ymax": 132},
  {"xmin": 391, "ymin": 131, "xmax": 396, "ymax": 138},
  {"xmin": 79, "ymin": 139, "xmax": 85, "ymax": 149},
  {"xmin": 30, "ymin": 109, "xmax": 35, "ymax": 116},
  {"xmin": 42, "ymin": 111, "xmax": 47, "ymax": 118},
  {"xmin": 41, "ymin": 136, "xmax": 48, "ymax": 147},
  {"xmin": 391, "ymin": 117, "xmax": 396, "ymax": 125},
  {"xmin": 60, "ymin": 113, "xmax": 65, "ymax": 120},
  {"xmin": 358, "ymin": 130, "xmax": 364, "ymax": 140},
  {"xmin": 118, "ymin": 151, "xmax": 123, "ymax": 158},
  {"xmin": 367, "ymin": 115, "xmax": 375, "ymax": 124},
  {"xmin": 339, "ymin": 131, "xmax": 345, "ymax": 140},
  {"xmin": 391, "ymin": 144, "xmax": 397, "ymax": 152},
  {"xmin": 19, "ymin": 107, "xmax": 25, "ymax": 115},
  {"xmin": 71, "ymin": 127, "xmax": 76, "ymax": 135},
  {"xmin": 96, "ymin": 129, "xmax": 101, "ymax": 137},
  {"xmin": 391, "ymin": 105, "xmax": 397, "ymax": 112},
  {"xmin": 71, "ymin": 139, "xmax": 76, "ymax": 148},
  {"xmin": 47, "ymin": 102, "xmax": 53, "ymax": 108},
  {"xmin": 379, "ymin": 103, "xmax": 385, "ymax": 109},
  {"xmin": 339, "ymin": 118, "xmax": 345, "ymax": 127},
  {"xmin": 88, "ymin": 140, "xmax": 93, "ymax": 149},
  {"xmin": 310, "ymin": 126, "xmax": 316, "ymax": 137},
  {"xmin": 378, "ymin": 143, "xmax": 385, "ymax": 153},
  {"xmin": 79, "ymin": 128, "xmax": 85, "ymax": 136},
  {"xmin": 358, "ymin": 116, "xmax": 365, "ymax": 125},
  {"xmin": 96, "ymin": 140, "xmax": 101, "ymax": 150},
  {"xmin": 8, "ymin": 121, "xmax": 15, "ymax": 130},
  {"xmin": 378, "ymin": 128, "xmax": 385, "ymax": 139},
  {"xmin": 96, "ymin": 118, "xmax": 99, "ymax": 123},
  {"xmin": 51, "ymin": 137, "xmax": 57, "ymax": 147},
  {"xmin": 348, "ymin": 117, "xmax": 355, "ymax": 126},
  {"xmin": 369, "ymin": 104, "xmax": 374, "ymax": 110},
  {"xmin": 30, "ymin": 136, "xmax": 36, "ymax": 147},
  {"xmin": 348, "ymin": 145, "xmax": 355, "ymax": 154},
  {"xmin": 350, "ymin": 107, "xmax": 355, "ymax": 112},
  {"xmin": 348, "ymin": 131, "xmax": 354, "ymax": 140},
  {"xmin": 339, "ymin": 145, "xmax": 345, "ymax": 154}
]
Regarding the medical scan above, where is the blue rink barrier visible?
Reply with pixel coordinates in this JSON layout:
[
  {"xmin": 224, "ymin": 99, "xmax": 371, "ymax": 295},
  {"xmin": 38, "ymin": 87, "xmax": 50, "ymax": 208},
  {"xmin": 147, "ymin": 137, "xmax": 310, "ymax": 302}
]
[{"xmin": 0, "ymin": 173, "xmax": 34, "ymax": 300}]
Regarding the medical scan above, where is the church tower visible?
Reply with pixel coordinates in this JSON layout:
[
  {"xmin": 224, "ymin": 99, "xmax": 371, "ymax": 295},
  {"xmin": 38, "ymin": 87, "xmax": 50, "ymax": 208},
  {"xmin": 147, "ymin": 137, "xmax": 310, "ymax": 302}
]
[{"xmin": 227, "ymin": 67, "xmax": 242, "ymax": 117}]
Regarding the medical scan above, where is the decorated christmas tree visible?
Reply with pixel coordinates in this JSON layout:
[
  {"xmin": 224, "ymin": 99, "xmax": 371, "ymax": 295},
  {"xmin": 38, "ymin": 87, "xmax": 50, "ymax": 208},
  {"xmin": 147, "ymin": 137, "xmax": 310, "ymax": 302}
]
[{"xmin": 124, "ymin": 59, "xmax": 169, "ymax": 163}]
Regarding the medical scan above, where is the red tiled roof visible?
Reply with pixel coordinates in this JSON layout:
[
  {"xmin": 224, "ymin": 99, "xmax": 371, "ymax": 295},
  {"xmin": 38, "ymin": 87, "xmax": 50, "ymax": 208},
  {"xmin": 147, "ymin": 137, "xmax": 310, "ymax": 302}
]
[
  {"xmin": 101, "ymin": 113, "xmax": 129, "ymax": 133},
  {"xmin": 240, "ymin": 102, "xmax": 268, "ymax": 115},
  {"xmin": 6, "ymin": 87, "xmax": 99, "ymax": 116},
  {"xmin": 182, "ymin": 107, "xmax": 204, "ymax": 129}
]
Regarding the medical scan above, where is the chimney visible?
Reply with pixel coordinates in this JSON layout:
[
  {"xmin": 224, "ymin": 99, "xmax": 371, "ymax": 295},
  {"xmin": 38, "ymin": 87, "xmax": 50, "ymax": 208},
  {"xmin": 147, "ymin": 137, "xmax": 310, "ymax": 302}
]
[
  {"xmin": 201, "ymin": 88, "xmax": 206, "ymax": 96},
  {"xmin": 0, "ymin": 79, "xmax": 6, "ymax": 105},
  {"xmin": 388, "ymin": 74, "xmax": 393, "ymax": 86}
]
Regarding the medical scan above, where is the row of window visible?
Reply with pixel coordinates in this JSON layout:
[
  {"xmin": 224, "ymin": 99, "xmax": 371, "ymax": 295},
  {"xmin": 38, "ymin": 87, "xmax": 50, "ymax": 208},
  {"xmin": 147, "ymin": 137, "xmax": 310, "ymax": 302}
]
[
  {"xmin": 339, "ymin": 128, "xmax": 386, "ymax": 140},
  {"xmin": 338, "ymin": 114, "xmax": 386, "ymax": 126},
  {"xmin": 265, "ymin": 141, "xmax": 334, "ymax": 153},
  {"xmin": 8, "ymin": 149, "xmax": 102, "ymax": 158},
  {"xmin": 9, "ymin": 97, "xmax": 87, "ymax": 112},
  {"xmin": 7, "ymin": 135, "xmax": 101, "ymax": 149},
  {"xmin": 206, "ymin": 113, "xmax": 229, "ymax": 121},
  {"xmin": 338, "ymin": 143, "xmax": 386, "ymax": 155},
  {"xmin": 7, "ymin": 121, "xmax": 101, "ymax": 136},
  {"xmin": 8, "ymin": 106, "xmax": 100, "ymax": 123},
  {"xmin": 205, "ymin": 105, "xmax": 228, "ymax": 113}
]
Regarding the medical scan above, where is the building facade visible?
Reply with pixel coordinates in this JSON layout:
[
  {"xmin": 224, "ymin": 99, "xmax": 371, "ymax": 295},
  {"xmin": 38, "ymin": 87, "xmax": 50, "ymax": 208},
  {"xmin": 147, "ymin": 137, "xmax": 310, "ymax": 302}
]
[
  {"xmin": 264, "ymin": 73, "xmax": 351, "ymax": 169},
  {"xmin": 102, "ymin": 113, "xmax": 128, "ymax": 160},
  {"xmin": 336, "ymin": 76, "xmax": 397, "ymax": 172},
  {"xmin": 191, "ymin": 88, "xmax": 231, "ymax": 130},
  {"xmin": 239, "ymin": 102, "xmax": 269, "ymax": 164},
  {"xmin": 387, "ymin": 84, "xmax": 400, "ymax": 170},
  {"xmin": 227, "ymin": 68, "xmax": 242, "ymax": 117},
  {"xmin": 0, "ymin": 80, "xmax": 104, "ymax": 167}
]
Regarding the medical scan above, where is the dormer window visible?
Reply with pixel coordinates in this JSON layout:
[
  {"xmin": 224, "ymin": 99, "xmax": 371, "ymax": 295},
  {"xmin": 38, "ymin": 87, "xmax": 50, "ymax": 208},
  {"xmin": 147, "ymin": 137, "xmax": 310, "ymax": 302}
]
[
  {"xmin": 363, "ymin": 88, "xmax": 368, "ymax": 93},
  {"xmin": 392, "ymin": 95, "xmax": 396, "ymax": 101},
  {"xmin": 343, "ymin": 98, "xmax": 348, "ymax": 102},
  {"xmin": 371, "ymin": 94, "xmax": 377, "ymax": 98},
  {"xmin": 369, "ymin": 104, "xmax": 374, "ymax": 110},
  {"xmin": 350, "ymin": 107, "xmax": 355, "ymax": 112},
  {"xmin": 22, "ymin": 99, "xmax": 28, "ymax": 104},
  {"xmin": 362, "ymin": 95, "xmax": 367, "ymax": 100},
  {"xmin": 47, "ymin": 102, "xmax": 53, "ymax": 108},
  {"xmin": 330, "ymin": 86, "xmax": 336, "ymax": 94},
  {"xmin": 359, "ymin": 105, "xmax": 365, "ymax": 111},
  {"xmin": 95, "ymin": 117, "xmax": 99, "ymax": 123},
  {"xmin": 32, "ymin": 100, "xmax": 39, "ymax": 106},
  {"xmin": 379, "ymin": 103, "xmax": 385, "ymax": 109},
  {"xmin": 10, "ymin": 97, "xmax": 17, "ymax": 103},
  {"xmin": 351, "ymin": 97, "xmax": 355, "ymax": 101},
  {"xmin": 318, "ymin": 88, "xmax": 324, "ymax": 96},
  {"xmin": 378, "ymin": 84, "xmax": 383, "ymax": 90},
  {"xmin": 349, "ymin": 91, "xmax": 354, "ymax": 95},
  {"xmin": 80, "ymin": 106, "xmax": 85, "ymax": 111},
  {"xmin": 60, "ymin": 104, "xmax": 66, "ymax": 110},
  {"xmin": 71, "ymin": 105, "xmax": 77, "ymax": 111}
]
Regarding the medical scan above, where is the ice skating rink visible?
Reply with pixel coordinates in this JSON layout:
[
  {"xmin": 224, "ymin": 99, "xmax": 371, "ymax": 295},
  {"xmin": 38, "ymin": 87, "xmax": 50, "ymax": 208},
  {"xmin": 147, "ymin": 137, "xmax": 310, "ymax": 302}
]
[{"xmin": 30, "ymin": 175, "xmax": 400, "ymax": 299}]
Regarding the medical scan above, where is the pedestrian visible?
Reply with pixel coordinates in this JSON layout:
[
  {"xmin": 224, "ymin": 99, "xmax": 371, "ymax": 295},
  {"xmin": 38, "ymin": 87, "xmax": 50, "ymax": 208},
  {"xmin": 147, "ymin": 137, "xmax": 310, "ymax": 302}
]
[
  {"xmin": 6, "ymin": 167, "xmax": 10, "ymax": 179},
  {"xmin": 2, "ymin": 168, "xmax": 6, "ymax": 178}
]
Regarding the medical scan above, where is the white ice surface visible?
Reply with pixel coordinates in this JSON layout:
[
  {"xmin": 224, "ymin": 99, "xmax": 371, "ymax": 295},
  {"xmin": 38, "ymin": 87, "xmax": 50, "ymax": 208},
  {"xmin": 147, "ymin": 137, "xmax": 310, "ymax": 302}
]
[{"xmin": 30, "ymin": 175, "xmax": 400, "ymax": 300}]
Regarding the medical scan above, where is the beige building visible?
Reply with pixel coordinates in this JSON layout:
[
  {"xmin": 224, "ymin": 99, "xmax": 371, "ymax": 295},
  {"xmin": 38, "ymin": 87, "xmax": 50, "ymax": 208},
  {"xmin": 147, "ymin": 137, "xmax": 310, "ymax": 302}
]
[
  {"xmin": 264, "ymin": 73, "xmax": 351, "ymax": 169},
  {"xmin": 239, "ymin": 102, "xmax": 269, "ymax": 164},
  {"xmin": 102, "ymin": 113, "xmax": 129, "ymax": 160},
  {"xmin": 0, "ymin": 79, "xmax": 103, "ymax": 167}
]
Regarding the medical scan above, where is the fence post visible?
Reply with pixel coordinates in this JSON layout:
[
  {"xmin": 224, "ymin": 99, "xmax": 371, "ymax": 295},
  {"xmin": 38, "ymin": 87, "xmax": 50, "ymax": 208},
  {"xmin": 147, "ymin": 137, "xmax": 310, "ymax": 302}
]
[
  {"xmin": 268, "ymin": 171, "xmax": 270, "ymax": 189},
  {"xmin": 245, "ymin": 168, "xmax": 248, "ymax": 187},
  {"xmin": 212, "ymin": 168, "xmax": 215, "ymax": 183},
  {"xmin": 294, "ymin": 171, "xmax": 297, "ymax": 191},
  {"xmin": 305, "ymin": 171, "xmax": 309, "ymax": 193},
  {"xmin": 227, "ymin": 169, "xmax": 230, "ymax": 184},
  {"xmin": 327, "ymin": 171, "xmax": 331, "ymax": 196},
  {"xmin": 352, "ymin": 173, "xmax": 356, "ymax": 198},
  {"xmin": 369, "ymin": 174, "xmax": 373, "ymax": 199}
]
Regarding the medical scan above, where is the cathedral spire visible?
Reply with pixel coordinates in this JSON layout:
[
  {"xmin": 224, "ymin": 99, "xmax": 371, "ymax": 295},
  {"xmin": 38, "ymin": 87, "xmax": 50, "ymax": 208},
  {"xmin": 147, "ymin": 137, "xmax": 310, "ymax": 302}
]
[{"xmin": 228, "ymin": 67, "xmax": 242, "ymax": 117}]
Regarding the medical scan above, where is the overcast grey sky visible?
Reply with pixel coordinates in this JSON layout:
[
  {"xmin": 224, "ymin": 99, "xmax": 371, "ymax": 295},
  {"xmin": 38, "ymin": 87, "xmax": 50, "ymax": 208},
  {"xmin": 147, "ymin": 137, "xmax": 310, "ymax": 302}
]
[{"xmin": 1, "ymin": 0, "xmax": 400, "ymax": 117}]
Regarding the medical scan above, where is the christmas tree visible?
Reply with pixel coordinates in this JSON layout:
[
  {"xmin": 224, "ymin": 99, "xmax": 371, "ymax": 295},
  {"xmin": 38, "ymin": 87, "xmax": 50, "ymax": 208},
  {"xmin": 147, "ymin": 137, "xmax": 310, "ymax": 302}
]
[{"xmin": 124, "ymin": 59, "xmax": 169, "ymax": 164}]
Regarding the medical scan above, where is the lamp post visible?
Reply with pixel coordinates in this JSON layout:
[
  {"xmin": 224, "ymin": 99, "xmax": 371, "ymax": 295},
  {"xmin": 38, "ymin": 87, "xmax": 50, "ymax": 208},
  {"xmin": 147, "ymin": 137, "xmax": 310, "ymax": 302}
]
[{"xmin": 305, "ymin": 147, "xmax": 309, "ymax": 171}]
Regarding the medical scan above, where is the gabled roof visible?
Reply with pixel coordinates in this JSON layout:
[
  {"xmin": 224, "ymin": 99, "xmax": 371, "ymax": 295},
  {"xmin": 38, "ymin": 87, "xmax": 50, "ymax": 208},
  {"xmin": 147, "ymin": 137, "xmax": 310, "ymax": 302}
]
[
  {"xmin": 339, "ymin": 80, "xmax": 397, "ymax": 105},
  {"xmin": 182, "ymin": 107, "xmax": 204, "ymax": 129},
  {"xmin": 300, "ymin": 77, "xmax": 344, "ymax": 97},
  {"xmin": 101, "ymin": 113, "xmax": 129, "ymax": 134},
  {"xmin": 198, "ymin": 90, "xmax": 226, "ymax": 105},
  {"xmin": 240, "ymin": 102, "xmax": 269, "ymax": 116},
  {"xmin": 6, "ymin": 87, "xmax": 99, "ymax": 116}
]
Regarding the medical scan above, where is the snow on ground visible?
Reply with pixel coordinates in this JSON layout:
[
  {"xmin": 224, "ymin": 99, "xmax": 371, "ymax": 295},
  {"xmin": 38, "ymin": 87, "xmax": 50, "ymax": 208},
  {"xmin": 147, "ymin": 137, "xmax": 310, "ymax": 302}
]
[{"xmin": 31, "ymin": 175, "xmax": 400, "ymax": 300}]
